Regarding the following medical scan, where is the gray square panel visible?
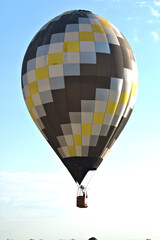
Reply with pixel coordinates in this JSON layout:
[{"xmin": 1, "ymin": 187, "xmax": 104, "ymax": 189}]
[
  {"xmin": 100, "ymin": 124, "xmax": 109, "ymax": 136},
  {"xmin": 90, "ymin": 135, "xmax": 99, "ymax": 146},
  {"xmin": 96, "ymin": 88, "xmax": 109, "ymax": 101},
  {"xmin": 95, "ymin": 42, "xmax": 110, "ymax": 54},
  {"xmin": 64, "ymin": 63, "xmax": 80, "ymax": 76},
  {"xmin": 40, "ymin": 91, "xmax": 53, "ymax": 104},
  {"xmin": 82, "ymin": 146, "xmax": 89, "ymax": 156},
  {"xmin": 57, "ymin": 135, "xmax": 67, "ymax": 146},
  {"xmin": 50, "ymin": 77, "xmax": 65, "ymax": 90},
  {"xmin": 80, "ymin": 52, "xmax": 96, "ymax": 64},
  {"xmin": 50, "ymin": 33, "xmax": 65, "ymax": 43},
  {"xmin": 23, "ymin": 85, "xmax": 30, "ymax": 98},
  {"xmin": 36, "ymin": 45, "xmax": 49, "ymax": 57},
  {"xmin": 79, "ymin": 18, "xmax": 90, "ymax": 24},
  {"xmin": 27, "ymin": 58, "xmax": 36, "ymax": 72},
  {"xmin": 81, "ymin": 100, "xmax": 95, "ymax": 112},
  {"xmin": 35, "ymin": 105, "xmax": 46, "ymax": 117},
  {"xmin": 65, "ymin": 24, "xmax": 79, "ymax": 32},
  {"xmin": 22, "ymin": 73, "xmax": 28, "ymax": 86},
  {"xmin": 36, "ymin": 118, "xmax": 45, "ymax": 130},
  {"xmin": 61, "ymin": 124, "xmax": 72, "ymax": 135},
  {"xmin": 110, "ymin": 77, "xmax": 123, "ymax": 91},
  {"xmin": 69, "ymin": 112, "xmax": 81, "ymax": 123}
]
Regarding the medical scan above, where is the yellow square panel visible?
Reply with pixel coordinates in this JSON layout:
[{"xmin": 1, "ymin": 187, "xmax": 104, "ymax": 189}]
[
  {"xmin": 36, "ymin": 66, "xmax": 49, "ymax": 80},
  {"xmin": 82, "ymin": 124, "xmax": 92, "ymax": 135},
  {"xmin": 119, "ymin": 92, "xmax": 130, "ymax": 105},
  {"xmin": 68, "ymin": 146, "xmax": 76, "ymax": 157},
  {"xmin": 29, "ymin": 109, "xmax": 36, "ymax": 121},
  {"xmin": 28, "ymin": 81, "xmax": 39, "ymax": 95},
  {"xmin": 106, "ymin": 102, "xmax": 118, "ymax": 114},
  {"xmin": 63, "ymin": 41, "xmax": 80, "ymax": 52},
  {"xmin": 48, "ymin": 53, "xmax": 63, "ymax": 65},
  {"xmin": 93, "ymin": 112, "xmax": 105, "ymax": 124},
  {"xmin": 73, "ymin": 134, "xmax": 82, "ymax": 146},
  {"xmin": 91, "ymin": 24, "xmax": 105, "ymax": 33},
  {"xmin": 79, "ymin": 32, "xmax": 94, "ymax": 41},
  {"xmin": 26, "ymin": 96, "xmax": 34, "ymax": 109},
  {"xmin": 131, "ymin": 82, "xmax": 137, "ymax": 96},
  {"xmin": 99, "ymin": 19, "xmax": 111, "ymax": 27}
]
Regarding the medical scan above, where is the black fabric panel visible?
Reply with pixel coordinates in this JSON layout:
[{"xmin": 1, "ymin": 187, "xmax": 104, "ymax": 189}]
[
  {"xmin": 80, "ymin": 64, "xmax": 97, "ymax": 76},
  {"xmin": 64, "ymin": 76, "xmax": 81, "ymax": 112},
  {"xmin": 61, "ymin": 156, "xmax": 103, "ymax": 184},
  {"xmin": 120, "ymin": 46, "xmax": 132, "ymax": 70},
  {"xmin": 42, "ymin": 102, "xmax": 63, "ymax": 136},
  {"xmin": 110, "ymin": 44, "xmax": 124, "ymax": 78},
  {"xmin": 119, "ymin": 34, "xmax": 135, "ymax": 61},
  {"xmin": 95, "ymin": 76, "xmax": 111, "ymax": 89},
  {"xmin": 52, "ymin": 89, "xmax": 70, "ymax": 124},
  {"xmin": 80, "ymin": 76, "xmax": 96, "ymax": 100},
  {"xmin": 96, "ymin": 53, "xmax": 112, "ymax": 77},
  {"xmin": 118, "ymin": 37, "xmax": 133, "ymax": 69}
]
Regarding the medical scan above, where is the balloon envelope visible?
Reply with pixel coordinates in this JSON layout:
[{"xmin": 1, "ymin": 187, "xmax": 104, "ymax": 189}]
[{"xmin": 22, "ymin": 10, "xmax": 138, "ymax": 184}]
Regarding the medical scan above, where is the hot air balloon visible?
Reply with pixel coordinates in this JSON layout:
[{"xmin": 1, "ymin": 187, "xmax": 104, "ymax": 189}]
[{"xmin": 21, "ymin": 10, "xmax": 138, "ymax": 208}]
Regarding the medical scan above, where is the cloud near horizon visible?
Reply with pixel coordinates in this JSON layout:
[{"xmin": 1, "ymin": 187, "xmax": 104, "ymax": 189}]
[{"xmin": 0, "ymin": 172, "xmax": 75, "ymax": 222}]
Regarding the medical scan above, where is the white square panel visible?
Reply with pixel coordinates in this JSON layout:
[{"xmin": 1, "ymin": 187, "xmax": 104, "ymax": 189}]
[
  {"xmin": 91, "ymin": 124, "xmax": 101, "ymax": 135},
  {"xmin": 94, "ymin": 100, "xmax": 107, "ymax": 112},
  {"xmin": 80, "ymin": 41, "xmax": 95, "ymax": 52},
  {"xmin": 82, "ymin": 135, "xmax": 90, "ymax": 146},
  {"xmin": 48, "ymin": 42, "xmax": 63, "ymax": 53},
  {"xmin": 71, "ymin": 124, "xmax": 81, "ymax": 134},
  {"xmin": 75, "ymin": 146, "xmax": 82, "ymax": 156},
  {"xmin": 36, "ymin": 55, "xmax": 48, "ymax": 68},
  {"xmin": 64, "ymin": 135, "xmax": 74, "ymax": 146},
  {"xmin": 37, "ymin": 78, "xmax": 51, "ymax": 92},
  {"xmin": 63, "ymin": 52, "xmax": 80, "ymax": 64},
  {"xmin": 49, "ymin": 65, "xmax": 63, "ymax": 77},
  {"xmin": 81, "ymin": 112, "xmax": 93, "ymax": 123},
  {"xmin": 27, "ymin": 70, "xmax": 36, "ymax": 83},
  {"xmin": 64, "ymin": 32, "xmax": 79, "ymax": 42},
  {"xmin": 79, "ymin": 24, "xmax": 92, "ymax": 32},
  {"xmin": 94, "ymin": 32, "xmax": 108, "ymax": 42},
  {"xmin": 31, "ymin": 93, "xmax": 42, "ymax": 106}
]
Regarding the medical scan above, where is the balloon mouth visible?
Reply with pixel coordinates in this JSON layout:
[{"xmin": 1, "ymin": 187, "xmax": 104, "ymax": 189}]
[{"xmin": 61, "ymin": 157, "xmax": 103, "ymax": 184}]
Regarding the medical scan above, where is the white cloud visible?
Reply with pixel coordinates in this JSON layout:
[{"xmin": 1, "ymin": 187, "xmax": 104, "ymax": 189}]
[
  {"xmin": 154, "ymin": 1, "xmax": 160, "ymax": 6},
  {"xmin": 151, "ymin": 31, "xmax": 159, "ymax": 41},
  {"xmin": 150, "ymin": 6, "xmax": 160, "ymax": 17},
  {"xmin": 0, "ymin": 172, "xmax": 75, "ymax": 222}
]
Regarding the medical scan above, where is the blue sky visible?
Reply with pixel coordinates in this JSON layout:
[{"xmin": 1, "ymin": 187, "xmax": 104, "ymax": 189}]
[{"xmin": 1, "ymin": 0, "xmax": 160, "ymax": 239}]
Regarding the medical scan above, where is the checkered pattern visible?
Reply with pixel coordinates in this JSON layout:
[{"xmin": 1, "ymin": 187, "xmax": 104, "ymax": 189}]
[{"xmin": 22, "ymin": 10, "xmax": 138, "ymax": 162}]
